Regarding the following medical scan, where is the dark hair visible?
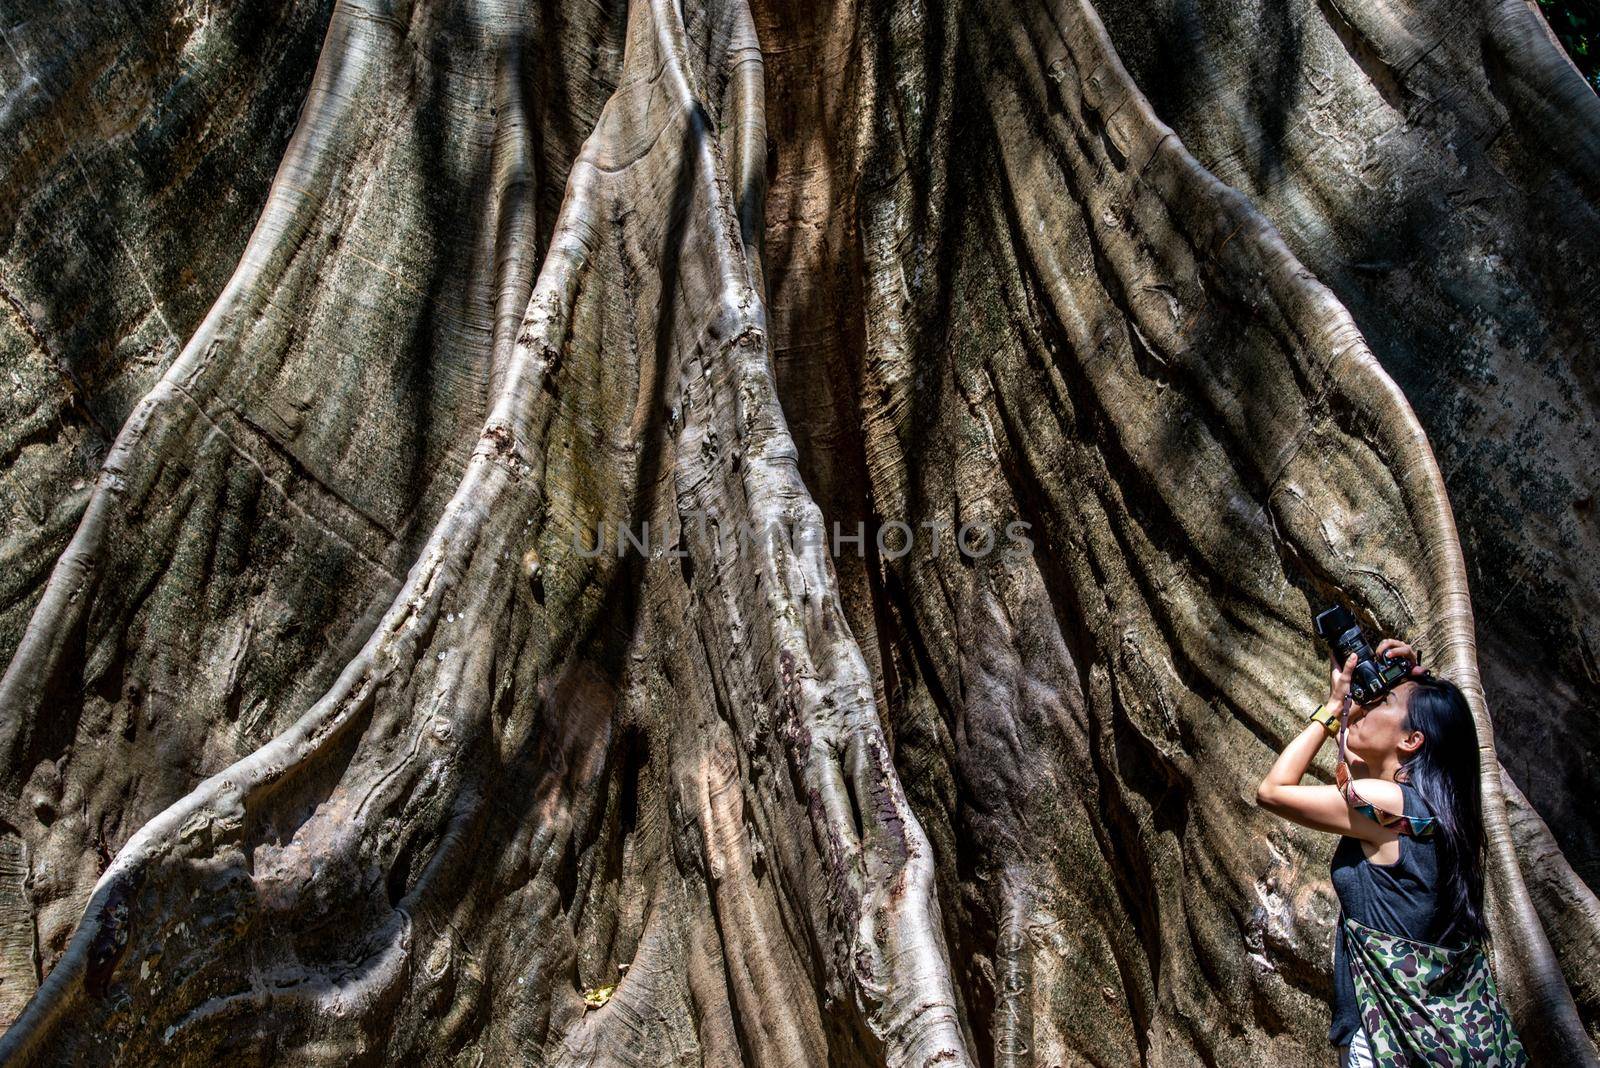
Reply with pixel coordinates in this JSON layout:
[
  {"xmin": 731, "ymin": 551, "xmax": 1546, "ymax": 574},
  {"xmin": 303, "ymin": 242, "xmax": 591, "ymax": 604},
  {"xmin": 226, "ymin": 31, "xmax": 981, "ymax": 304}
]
[{"xmin": 1397, "ymin": 671, "xmax": 1487, "ymax": 945}]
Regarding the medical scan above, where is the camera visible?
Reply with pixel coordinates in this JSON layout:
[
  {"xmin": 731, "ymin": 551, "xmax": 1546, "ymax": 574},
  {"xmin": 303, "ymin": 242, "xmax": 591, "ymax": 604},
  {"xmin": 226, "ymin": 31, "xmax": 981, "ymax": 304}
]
[{"xmin": 1312, "ymin": 604, "xmax": 1412, "ymax": 706}]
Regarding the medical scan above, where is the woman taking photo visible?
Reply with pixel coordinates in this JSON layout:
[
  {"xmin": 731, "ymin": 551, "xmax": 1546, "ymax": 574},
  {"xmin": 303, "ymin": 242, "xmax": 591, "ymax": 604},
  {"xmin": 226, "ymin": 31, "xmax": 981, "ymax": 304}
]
[{"xmin": 1255, "ymin": 636, "xmax": 1526, "ymax": 1066}]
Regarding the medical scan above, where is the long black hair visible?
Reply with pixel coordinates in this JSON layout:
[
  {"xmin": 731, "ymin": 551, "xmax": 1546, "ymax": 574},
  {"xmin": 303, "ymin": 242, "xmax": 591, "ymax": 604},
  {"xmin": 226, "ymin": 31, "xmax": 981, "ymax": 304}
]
[{"xmin": 1396, "ymin": 671, "xmax": 1487, "ymax": 945}]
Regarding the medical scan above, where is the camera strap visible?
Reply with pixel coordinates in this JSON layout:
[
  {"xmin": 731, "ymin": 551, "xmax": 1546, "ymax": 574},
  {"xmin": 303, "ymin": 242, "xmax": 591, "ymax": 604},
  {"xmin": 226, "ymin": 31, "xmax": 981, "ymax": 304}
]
[{"xmin": 1334, "ymin": 696, "xmax": 1438, "ymax": 838}]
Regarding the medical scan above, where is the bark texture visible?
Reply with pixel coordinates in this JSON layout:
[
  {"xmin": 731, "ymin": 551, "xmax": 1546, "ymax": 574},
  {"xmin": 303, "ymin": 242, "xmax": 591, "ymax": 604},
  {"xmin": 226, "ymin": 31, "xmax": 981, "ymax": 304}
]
[{"xmin": 0, "ymin": 0, "xmax": 1595, "ymax": 1064}]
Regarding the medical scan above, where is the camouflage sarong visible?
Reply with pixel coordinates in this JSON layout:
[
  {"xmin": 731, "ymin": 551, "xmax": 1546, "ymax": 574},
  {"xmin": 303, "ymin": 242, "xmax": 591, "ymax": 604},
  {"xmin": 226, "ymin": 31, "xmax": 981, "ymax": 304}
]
[{"xmin": 1342, "ymin": 914, "xmax": 1527, "ymax": 1066}]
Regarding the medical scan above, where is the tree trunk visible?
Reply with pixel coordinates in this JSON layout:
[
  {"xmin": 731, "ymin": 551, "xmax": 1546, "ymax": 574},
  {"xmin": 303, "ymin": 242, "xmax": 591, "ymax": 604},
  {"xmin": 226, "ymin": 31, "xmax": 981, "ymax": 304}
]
[{"xmin": 0, "ymin": 0, "xmax": 1594, "ymax": 1064}]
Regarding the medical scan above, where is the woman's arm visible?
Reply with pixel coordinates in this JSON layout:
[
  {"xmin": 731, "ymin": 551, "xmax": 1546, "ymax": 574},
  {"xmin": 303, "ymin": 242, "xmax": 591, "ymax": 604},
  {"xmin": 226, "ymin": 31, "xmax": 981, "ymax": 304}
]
[{"xmin": 1254, "ymin": 651, "xmax": 1402, "ymax": 843}]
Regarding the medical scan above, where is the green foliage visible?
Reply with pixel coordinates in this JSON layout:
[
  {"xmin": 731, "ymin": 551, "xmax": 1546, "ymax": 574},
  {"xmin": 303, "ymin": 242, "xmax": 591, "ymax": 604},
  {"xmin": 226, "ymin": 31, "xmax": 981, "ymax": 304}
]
[
  {"xmin": 1536, "ymin": 0, "xmax": 1600, "ymax": 93},
  {"xmin": 580, "ymin": 983, "xmax": 617, "ymax": 1008}
]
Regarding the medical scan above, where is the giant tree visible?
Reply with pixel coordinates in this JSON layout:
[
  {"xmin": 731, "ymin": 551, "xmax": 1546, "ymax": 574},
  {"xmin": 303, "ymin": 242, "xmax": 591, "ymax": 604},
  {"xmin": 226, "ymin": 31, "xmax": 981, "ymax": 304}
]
[{"xmin": 0, "ymin": 0, "xmax": 1596, "ymax": 1063}]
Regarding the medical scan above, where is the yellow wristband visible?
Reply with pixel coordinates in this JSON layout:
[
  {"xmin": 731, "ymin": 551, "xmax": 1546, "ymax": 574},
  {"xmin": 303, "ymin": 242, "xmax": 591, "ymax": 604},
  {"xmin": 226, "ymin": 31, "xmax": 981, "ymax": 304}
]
[{"xmin": 1309, "ymin": 702, "xmax": 1339, "ymax": 736}]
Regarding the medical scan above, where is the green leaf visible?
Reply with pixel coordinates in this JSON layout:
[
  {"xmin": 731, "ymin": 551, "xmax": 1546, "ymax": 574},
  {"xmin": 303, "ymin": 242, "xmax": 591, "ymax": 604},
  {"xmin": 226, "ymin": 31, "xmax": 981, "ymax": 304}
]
[{"xmin": 581, "ymin": 982, "xmax": 618, "ymax": 1008}]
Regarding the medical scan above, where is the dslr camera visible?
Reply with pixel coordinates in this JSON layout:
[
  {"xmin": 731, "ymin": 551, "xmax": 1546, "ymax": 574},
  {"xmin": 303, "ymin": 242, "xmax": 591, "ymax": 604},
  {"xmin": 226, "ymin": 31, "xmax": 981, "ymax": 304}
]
[{"xmin": 1312, "ymin": 604, "xmax": 1412, "ymax": 706}]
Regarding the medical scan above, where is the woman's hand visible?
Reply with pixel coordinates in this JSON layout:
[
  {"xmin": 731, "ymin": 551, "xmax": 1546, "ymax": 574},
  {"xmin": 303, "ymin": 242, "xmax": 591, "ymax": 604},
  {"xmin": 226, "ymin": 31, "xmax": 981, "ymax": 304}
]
[
  {"xmin": 1376, "ymin": 637, "xmax": 1426, "ymax": 676},
  {"xmin": 1325, "ymin": 651, "xmax": 1357, "ymax": 716}
]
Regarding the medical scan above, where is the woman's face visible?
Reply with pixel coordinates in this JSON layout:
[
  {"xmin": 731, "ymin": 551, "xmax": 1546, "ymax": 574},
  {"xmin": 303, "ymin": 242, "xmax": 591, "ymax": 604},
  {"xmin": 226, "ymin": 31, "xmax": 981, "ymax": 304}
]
[{"xmin": 1346, "ymin": 680, "xmax": 1421, "ymax": 765}]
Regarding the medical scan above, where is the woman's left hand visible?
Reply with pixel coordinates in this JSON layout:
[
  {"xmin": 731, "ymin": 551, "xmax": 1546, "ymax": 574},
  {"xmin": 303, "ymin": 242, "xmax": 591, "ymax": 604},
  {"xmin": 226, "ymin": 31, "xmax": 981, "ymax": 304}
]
[{"xmin": 1326, "ymin": 651, "xmax": 1357, "ymax": 715}]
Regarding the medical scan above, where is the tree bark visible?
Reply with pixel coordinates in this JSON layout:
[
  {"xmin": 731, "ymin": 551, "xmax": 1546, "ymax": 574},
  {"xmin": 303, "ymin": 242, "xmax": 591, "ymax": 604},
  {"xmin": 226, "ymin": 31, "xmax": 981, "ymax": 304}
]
[{"xmin": 0, "ymin": 0, "xmax": 1594, "ymax": 1064}]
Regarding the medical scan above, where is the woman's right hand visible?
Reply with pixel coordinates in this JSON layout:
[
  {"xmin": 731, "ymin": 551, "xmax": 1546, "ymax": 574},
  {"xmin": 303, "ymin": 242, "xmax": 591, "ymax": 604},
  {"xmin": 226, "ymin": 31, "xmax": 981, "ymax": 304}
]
[{"xmin": 1376, "ymin": 637, "xmax": 1425, "ymax": 676}]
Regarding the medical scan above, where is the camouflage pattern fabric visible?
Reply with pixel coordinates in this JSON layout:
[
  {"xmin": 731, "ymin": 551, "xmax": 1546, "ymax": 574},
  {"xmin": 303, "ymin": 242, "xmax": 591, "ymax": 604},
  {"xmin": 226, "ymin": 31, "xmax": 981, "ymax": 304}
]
[{"xmin": 1342, "ymin": 915, "xmax": 1528, "ymax": 1066}]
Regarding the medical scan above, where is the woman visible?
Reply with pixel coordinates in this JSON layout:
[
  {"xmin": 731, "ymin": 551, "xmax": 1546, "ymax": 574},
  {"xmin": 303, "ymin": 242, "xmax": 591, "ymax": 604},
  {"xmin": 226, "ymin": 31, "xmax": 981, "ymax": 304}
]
[{"xmin": 1255, "ymin": 637, "xmax": 1526, "ymax": 1067}]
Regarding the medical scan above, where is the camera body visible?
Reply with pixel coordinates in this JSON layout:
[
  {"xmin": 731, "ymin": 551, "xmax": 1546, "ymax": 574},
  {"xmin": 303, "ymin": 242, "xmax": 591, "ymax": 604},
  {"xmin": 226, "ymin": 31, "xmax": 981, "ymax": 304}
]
[{"xmin": 1313, "ymin": 604, "xmax": 1411, "ymax": 706}]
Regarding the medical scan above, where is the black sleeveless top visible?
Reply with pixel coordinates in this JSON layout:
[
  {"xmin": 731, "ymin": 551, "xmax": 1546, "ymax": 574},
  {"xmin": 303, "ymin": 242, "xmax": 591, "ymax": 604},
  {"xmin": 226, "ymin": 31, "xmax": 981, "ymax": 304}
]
[{"xmin": 1328, "ymin": 781, "xmax": 1451, "ymax": 1046}]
